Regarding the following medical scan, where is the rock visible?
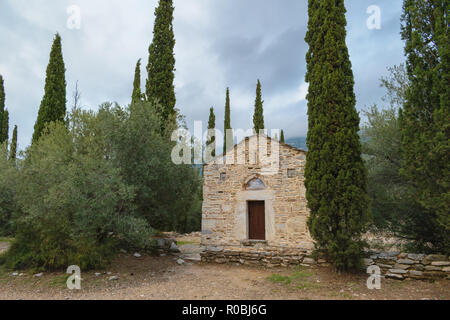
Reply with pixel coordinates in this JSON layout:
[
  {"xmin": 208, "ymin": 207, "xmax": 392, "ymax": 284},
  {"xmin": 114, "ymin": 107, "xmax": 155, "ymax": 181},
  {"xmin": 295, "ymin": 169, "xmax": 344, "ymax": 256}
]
[
  {"xmin": 386, "ymin": 273, "xmax": 404, "ymax": 280},
  {"xmin": 388, "ymin": 269, "xmax": 408, "ymax": 274},
  {"xmin": 11, "ymin": 272, "xmax": 19, "ymax": 276},
  {"xmin": 134, "ymin": 253, "xmax": 142, "ymax": 258},
  {"xmin": 377, "ymin": 263, "xmax": 395, "ymax": 269},
  {"xmin": 170, "ymin": 242, "xmax": 181, "ymax": 253},
  {"xmin": 206, "ymin": 246, "xmax": 224, "ymax": 253},
  {"xmin": 442, "ymin": 267, "xmax": 450, "ymax": 272},
  {"xmin": 398, "ymin": 253, "xmax": 408, "ymax": 259},
  {"xmin": 176, "ymin": 259, "xmax": 185, "ymax": 265},
  {"xmin": 95, "ymin": 273, "xmax": 101, "ymax": 277},
  {"xmin": 184, "ymin": 253, "xmax": 201, "ymax": 262},
  {"xmin": 160, "ymin": 253, "xmax": 167, "ymax": 257},
  {"xmin": 408, "ymin": 253, "xmax": 425, "ymax": 261},
  {"xmin": 414, "ymin": 264, "xmax": 425, "ymax": 271},
  {"xmin": 425, "ymin": 254, "xmax": 447, "ymax": 262},
  {"xmin": 394, "ymin": 263, "xmax": 410, "ymax": 270},
  {"xmin": 363, "ymin": 258, "xmax": 374, "ymax": 266},
  {"xmin": 425, "ymin": 266, "xmax": 442, "ymax": 271},
  {"xmin": 397, "ymin": 259, "xmax": 414, "ymax": 265},
  {"xmin": 379, "ymin": 252, "xmax": 399, "ymax": 258},
  {"xmin": 120, "ymin": 249, "xmax": 127, "ymax": 254},
  {"xmin": 34, "ymin": 273, "xmax": 43, "ymax": 277},
  {"xmin": 431, "ymin": 261, "xmax": 450, "ymax": 266},
  {"xmin": 239, "ymin": 259, "xmax": 245, "ymax": 264},
  {"xmin": 303, "ymin": 258, "xmax": 316, "ymax": 265},
  {"xmin": 109, "ymin": 276, "xmax": 119, "ymax": 281},
  {"xmin": 409, "ymin": 270, "xmax": 424, "ymax": 277},
  {"xmin": 156, "ymin": 239, "xmax": 165, "ymax": 248}
]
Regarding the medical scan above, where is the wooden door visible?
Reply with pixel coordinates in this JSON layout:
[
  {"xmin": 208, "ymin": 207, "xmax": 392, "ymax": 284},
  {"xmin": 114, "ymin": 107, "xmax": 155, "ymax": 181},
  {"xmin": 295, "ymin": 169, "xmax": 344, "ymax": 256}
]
[{"xmin": 248, "ymin": 201, "xmax": 265, "ymax": 240}]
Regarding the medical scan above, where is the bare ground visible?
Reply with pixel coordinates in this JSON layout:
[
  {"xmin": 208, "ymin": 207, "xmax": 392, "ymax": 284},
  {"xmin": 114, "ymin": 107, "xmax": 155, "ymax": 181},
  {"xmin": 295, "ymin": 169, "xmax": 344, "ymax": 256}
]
[{"xmin": 0, "ymin": 245, "xmax": 448, "ymax": 300}]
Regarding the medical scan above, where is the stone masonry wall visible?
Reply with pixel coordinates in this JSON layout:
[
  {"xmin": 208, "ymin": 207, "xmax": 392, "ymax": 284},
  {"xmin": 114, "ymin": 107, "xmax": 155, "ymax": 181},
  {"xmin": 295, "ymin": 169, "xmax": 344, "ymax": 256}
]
[
  {"xmin": 202, "ymin": 135, "xmax": 314, "ymax": 250},
  {"xmin": 365, "ymin": 252, "xmax": 450, "ymax": 281},
  {"xmin": 201, "ymin": 247, "xmax": 450, "ymax": 281}
]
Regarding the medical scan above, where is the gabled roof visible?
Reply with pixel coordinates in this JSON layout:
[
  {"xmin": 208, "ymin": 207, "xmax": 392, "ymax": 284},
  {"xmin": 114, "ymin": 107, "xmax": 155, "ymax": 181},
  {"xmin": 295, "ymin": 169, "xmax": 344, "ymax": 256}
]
[{"xmin": 205, "ymin": 134, "xmax": 307, "ymax": 166}]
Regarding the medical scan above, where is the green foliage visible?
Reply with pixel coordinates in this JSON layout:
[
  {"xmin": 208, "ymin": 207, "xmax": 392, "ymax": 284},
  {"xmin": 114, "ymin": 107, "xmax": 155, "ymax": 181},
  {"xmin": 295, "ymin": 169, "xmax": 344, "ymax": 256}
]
[
  {"xmin": 1, "ymin": 101, "xmax": 199, "ymax": 270},
  {"xmin": 304, "ymin": 0, "xmax": 370, "ymax": 272},
  {"xmin": 253, "ymin": 80, "xmax": 264, "ymax": 133},
  {"xmin": 280, "ymin": 130, "xmax": 285, "ymax": 144},
  {"xmin": 1, "ymin": 109, "xmax": 8, "ymax": 144},
  {"xmin": 399, "ymin": 0, "xmax": 449, "ymax": 254},
  {"xmin": 109, "ymin": 101, "xmax": 201, "ymax": 233},
  {"xmin": 132, "ymin": 59, "xmax": 143, "ymax": 105},
  {"xmin": 0, "ymin": 75, "xmax": 5, "ymax": 143},
  {"xmin": 32, "ymin": 34, "xmax": 67, "ymax": 144},
  {"xmin": 9, "ymin": 125, "xmax": 17, "ymax": 162},
  {"xmin": 0, "ymin": 143, "xmax": 19, "ymax": 237},
  {"xmin": 223, "ymin": 88, "xmax": 232, "ymax": 154},
  {"xmin": 207, "ymin": 107, "xmax": 216, "ymax": 157},
  {"xmin": 145, "ymin": 0, "xmax": 177, "ymax": 133}
]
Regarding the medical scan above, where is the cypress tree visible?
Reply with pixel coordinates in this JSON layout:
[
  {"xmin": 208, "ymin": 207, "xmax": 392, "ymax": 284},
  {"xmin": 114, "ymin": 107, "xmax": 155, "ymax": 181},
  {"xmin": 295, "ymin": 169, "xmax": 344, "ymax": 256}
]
[
  {"xmin": 32, "ymin": 33, "xmax": 66, "ymax": 143},
  {"xmin": 0, "ymin": 75, "xmax": 5, "ymax": 143},
  {"xmin": 146, "ymin": 0, "xmax": 176, "ymax": 132},
  {"xmin": 253, "ymin": 79, "xmax": 265, "ymax": 133},
  {"xmin": 304, "ymin": 0, "xmax": 370, "ymax": 271},
  {"xmin": 0, "ymin": 74, "xmax": 5, "ymax": 144},
  {"xmin": 207, "ymin": 107, "xmax": 216, "ymax": 158},
  {"xmin": 280, "ymin": 130, "xmax": 285, "ymax": 144},
  {"xmin": 399, "ymin": 0, "xmax": 449, "ymax": 253},
  {"xmin": 132, "ymin": 59, "xmax": 143, "ymax": 105},
  {"xmin": 223, "ymin": 88, "xmax": 232, "ymax": 154},
  {"xmin": 1, "ymin": 109, "xmax": 8, "ymax": 144},
  {"xmin": 10, "ymin": 125, "xmax": 17, "ymax": 161}
]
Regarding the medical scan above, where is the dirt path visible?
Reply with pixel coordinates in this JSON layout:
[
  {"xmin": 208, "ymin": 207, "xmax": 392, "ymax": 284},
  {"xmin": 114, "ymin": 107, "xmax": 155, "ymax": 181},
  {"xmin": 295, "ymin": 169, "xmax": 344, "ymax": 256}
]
[{"xmin": 1, "ymin": 253, "xmax": 448, "ymax": 300}]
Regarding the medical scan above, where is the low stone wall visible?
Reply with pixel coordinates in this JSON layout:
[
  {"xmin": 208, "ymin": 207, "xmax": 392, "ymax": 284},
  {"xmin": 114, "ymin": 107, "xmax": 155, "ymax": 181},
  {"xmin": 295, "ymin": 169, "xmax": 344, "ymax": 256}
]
[
  {"xmin": 201, "ymin": 246, "xmax": 450, "ymax": 281},
  {"xmin": 200, "ymin": 246, "xmax": 322, "ymax": 268},
  {"xmin": 365, "ymin": 252, "xmax": 450, "ymax": 281}
]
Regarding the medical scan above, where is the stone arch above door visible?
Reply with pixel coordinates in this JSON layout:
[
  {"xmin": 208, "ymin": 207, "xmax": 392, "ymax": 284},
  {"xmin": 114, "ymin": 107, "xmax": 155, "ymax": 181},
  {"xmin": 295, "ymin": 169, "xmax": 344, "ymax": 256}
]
[{"xmin": 244, "ymin": 175, "xmax": 266, "ymax": 190}]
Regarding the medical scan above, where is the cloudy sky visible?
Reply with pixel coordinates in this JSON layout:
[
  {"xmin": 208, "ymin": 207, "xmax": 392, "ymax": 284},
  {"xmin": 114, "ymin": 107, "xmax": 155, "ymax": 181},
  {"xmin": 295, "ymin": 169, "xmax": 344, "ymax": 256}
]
[{"xmin": 0, "ymin": 0, "xmax": 405, "ymax": 150}]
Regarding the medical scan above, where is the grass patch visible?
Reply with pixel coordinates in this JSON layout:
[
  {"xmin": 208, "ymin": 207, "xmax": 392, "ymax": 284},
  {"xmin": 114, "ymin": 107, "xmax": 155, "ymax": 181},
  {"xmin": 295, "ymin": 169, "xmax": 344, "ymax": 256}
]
[
  {"xmin": 267, "ymin": 274, "xmax": 292, "ymax": 285},
  {"xmin": 0, "ymin": 237, "xmax": 14, "ymax": 243},
  {"xmin": 48, "ymin": 274, "xmax": 70, "ymax": 289},
  {"xmin": 267, "ymin": 266, "xmax": 320, "ymax": 291}
]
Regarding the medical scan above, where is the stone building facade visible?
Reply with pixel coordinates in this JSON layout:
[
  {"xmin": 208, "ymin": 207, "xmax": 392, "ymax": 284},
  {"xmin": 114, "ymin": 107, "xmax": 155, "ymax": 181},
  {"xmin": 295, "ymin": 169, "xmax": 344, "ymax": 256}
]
[{"xmin": 201, "ymin": 135, "xmax": 314, "ymax": 264}]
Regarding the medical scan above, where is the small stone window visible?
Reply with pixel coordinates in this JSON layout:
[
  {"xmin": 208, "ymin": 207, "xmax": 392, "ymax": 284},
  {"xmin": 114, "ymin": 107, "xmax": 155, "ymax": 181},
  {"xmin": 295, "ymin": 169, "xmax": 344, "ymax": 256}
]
[
  {"xmin": 287, "ymin": 169, "xmax": 297, "ymax": 178},
  {"xmin": 220, "ymin": 173, "xmax": 227, "ymax": 181}
]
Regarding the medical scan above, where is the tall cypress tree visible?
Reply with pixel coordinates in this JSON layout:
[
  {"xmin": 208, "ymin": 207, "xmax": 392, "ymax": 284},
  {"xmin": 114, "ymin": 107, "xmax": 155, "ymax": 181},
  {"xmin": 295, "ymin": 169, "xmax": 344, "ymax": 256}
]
[
  {"xmin": 10, "ymin": 125, "xmax": 17, "ymax": 161},
  {"xmin": 280, "ymin": 130, "xmax": 285, "ymax": 144},
  {"xmin": 253, "ymin": 79, "xmax": 265, "ymax": 133},
  {"xmin": 1, "ymin": 109, "xmax": 9, "ymax": 144},
  {"xmin": 399, "ymin": 0, "xmax": 449, "ymax": 253},
  {"xmin": 223, "ymin": 88, "xmax": 232, "ymax": 154},
  {"xmin": 146, "ymin": 0, "xmax": 176, "ymax": 132},
  {"xmin": 32, "ymin": 33, "xmax": 66, "ymax": 143},
  {"xmin": 207, "ymin": 107, "xmax": 216, "ymax": 158},
  {"xmin": 304, "ymin": 0, "xmax": 370, "ymax": 271},
  {"xmin": 0, "ymin": 75, "xmax": 5, "ymax": 143},
  {"xmin": 132, "ymin": 59, "xmax": 143, "ymax": 104}
]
